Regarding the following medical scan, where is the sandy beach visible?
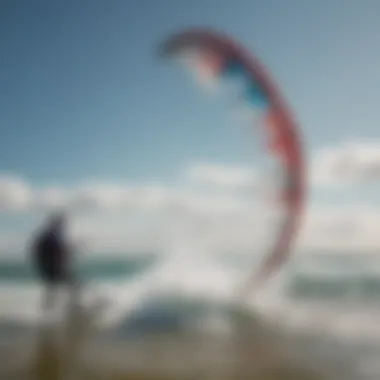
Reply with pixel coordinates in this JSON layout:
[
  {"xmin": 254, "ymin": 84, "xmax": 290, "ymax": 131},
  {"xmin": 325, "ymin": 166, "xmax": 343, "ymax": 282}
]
[
  {"xmin": 1, "ymin": 338, "xmax": 324, "ymax": 380},
  {"xmin": 0, "ymin": 308, "xmax": 327, "ymax": 380}
]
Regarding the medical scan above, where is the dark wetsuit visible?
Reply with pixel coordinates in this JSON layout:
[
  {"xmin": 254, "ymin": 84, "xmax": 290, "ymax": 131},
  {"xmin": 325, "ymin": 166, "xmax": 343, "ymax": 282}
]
[{"xmin": 32, "ymin": 228, "xmax": 72, "ymax": 285}]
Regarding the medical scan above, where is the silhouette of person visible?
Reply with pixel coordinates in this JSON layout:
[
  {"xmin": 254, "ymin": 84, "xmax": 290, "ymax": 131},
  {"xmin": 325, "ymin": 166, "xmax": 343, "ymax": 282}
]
[{"xmin": 31, "ymin": 212, "xmax": 79, "ymax": 319}]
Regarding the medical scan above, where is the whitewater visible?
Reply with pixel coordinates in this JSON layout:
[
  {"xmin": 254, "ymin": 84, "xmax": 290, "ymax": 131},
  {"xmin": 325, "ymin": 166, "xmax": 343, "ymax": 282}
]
[{"xmin": 1, "ymin": 242, "xmax": 380, "ymax": 379}]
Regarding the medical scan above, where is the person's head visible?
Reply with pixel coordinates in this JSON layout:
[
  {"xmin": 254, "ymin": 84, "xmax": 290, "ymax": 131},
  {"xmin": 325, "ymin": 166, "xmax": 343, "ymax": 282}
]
[{"xmin": 47, "ymin": 211, "xmax": 67, "ymax": 232}]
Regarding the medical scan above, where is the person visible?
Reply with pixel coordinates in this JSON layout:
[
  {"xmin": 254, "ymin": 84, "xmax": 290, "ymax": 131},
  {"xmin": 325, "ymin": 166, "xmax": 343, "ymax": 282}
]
[{"xmin": 31, "ymin": 212, "xmax": 79, "ymax": 320}]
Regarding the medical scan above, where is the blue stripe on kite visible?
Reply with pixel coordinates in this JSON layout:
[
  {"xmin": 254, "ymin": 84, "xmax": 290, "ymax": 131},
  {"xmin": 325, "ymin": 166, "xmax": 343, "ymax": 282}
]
[
  {"xmin": 245, "ymin": 82, "xmax": 270, "ymax": 109},
  {"xmin": 222, "ymin": 59, "xmax": 270, "ymax": 109},
  {"xmin": 222, "ymin": 59, "xmax": 246, "ymax": 79}
]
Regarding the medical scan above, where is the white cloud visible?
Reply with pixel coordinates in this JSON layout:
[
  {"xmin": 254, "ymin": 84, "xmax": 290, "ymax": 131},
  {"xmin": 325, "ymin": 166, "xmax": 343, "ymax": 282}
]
[
  {"xmin": 35, "ymin": 187, "xmax": 69, "ymax": 210},
  {"xmin": 184, "ymin": 163, "xmax": 257, "ymax": 190},
  {"xmin": 1, "ymin": 150, "xmax": 380, "ymax": 256},
  {"xmin": 0, "ymin": 175, "xmax": 32, "ymax": 211},
  {"xmin": 0, "ymin": 177, "xmax": 137, "ymax": 214},
  {"xmin": 65, "ymin": 183, "xmax": 135, "ymax": 212},
  {"xmin": 298, "ymin": 203, "xmax": 380, "ymax": 252},
  {"xmin": 0, "ymin": 169, "xmax": 264, "ymax": 255},
  {"xmin": 1, "ymin": 198, "xmax": 378, "ymax": 257},
  {"xmin": 312, "ymin": 140, "xmax": 380, "ymax": 187}
]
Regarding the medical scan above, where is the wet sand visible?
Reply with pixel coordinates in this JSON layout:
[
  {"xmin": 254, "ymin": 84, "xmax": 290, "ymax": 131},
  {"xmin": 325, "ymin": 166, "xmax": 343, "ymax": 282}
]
[
  {"xmin": 0, "ymin": 309, "xmax": 326, "ymax": 380},
  {"xmin": 1, "ymin": 339, "xmax": 323, "ymax": 380}
]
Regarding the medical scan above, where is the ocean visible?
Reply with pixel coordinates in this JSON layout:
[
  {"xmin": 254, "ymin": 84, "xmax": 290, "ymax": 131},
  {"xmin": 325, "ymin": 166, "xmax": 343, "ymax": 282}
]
[{"xmin": 1, "ymin": 250, "xmax": 380, "ymax": 379}]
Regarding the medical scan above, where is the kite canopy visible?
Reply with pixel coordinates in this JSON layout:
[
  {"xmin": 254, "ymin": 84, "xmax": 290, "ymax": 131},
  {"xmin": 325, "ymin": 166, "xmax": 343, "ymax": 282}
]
[{"xmin": 159, "ymin": 29, "xmax": 306, "ymax": 295}]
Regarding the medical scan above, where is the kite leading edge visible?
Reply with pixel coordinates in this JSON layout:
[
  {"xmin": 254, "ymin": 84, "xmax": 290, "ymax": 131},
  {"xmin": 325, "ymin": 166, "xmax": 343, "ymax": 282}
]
[{"xmin": 158, "ymin": 28, "xmax": 306, "ymax": 296}]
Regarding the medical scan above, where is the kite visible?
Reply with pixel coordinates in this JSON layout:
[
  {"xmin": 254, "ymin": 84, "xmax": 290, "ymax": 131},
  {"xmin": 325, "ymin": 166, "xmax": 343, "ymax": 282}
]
[{"xmin": 158, "ymin": 29, "xmax": 306, "ymax": 295}]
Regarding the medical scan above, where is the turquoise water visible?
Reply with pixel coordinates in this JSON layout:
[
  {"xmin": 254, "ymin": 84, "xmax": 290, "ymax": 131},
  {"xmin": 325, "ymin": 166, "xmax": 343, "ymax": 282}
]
[
  {"xmin": 290, "ymin": 274, "xmax": 380, "ymax": 300},
  {"xmin": 0, "ymin": 253, "xmax": 380, "ymax": 300},
  {"xmin": 0, "ymin": 253, "xmax": 379, "ymax": 380},
  {"xmin": 0, "ymin": 255, "xmax": 156, "ymax": 282}
]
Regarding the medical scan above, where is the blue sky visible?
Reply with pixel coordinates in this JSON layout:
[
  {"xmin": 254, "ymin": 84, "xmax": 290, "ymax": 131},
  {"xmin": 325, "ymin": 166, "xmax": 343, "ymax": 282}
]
[
  {"xmin": 1, "ymin": 0, "xmax": 380, "ymax": 254},
  {"xmin": 1, "ymin": 0, "xmax": 379, "ymax": 182}
]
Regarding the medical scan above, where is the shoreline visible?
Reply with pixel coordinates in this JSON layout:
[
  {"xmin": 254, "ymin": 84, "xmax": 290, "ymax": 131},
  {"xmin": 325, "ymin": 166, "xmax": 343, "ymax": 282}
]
[
  {"xmin": 1, "ymin": 338, "xmax": 324, "ymax": 380},
  {"xmin": 0, "ymin": 305, "xmax": 374, "ymax": 380},
  {"xmin": 0, "ymin": 309, "xmax": 328, "ymax": 380}
]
